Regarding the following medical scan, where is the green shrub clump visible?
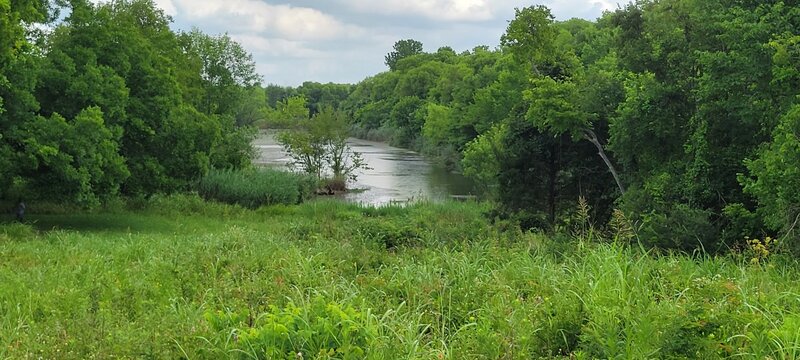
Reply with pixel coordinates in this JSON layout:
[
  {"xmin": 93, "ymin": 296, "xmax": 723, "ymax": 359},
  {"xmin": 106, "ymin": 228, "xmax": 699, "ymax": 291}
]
[
  {"xmin": 204, "ymin": 297, "xmax": 376, "ymax": 359},
  {"xmin": 198, "ymin": 168, "xmax": 316, "ymax": 208}
]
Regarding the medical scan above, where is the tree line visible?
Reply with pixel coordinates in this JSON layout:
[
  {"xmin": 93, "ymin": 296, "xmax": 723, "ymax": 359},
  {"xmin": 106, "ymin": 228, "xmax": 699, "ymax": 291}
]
[
  {"xmin": 1, "ymin": 0, "xmax": 259, "ymax": 206},
  {"xmin": 336, "ymin": 1, "xmax": 800, "ymax": 252}
]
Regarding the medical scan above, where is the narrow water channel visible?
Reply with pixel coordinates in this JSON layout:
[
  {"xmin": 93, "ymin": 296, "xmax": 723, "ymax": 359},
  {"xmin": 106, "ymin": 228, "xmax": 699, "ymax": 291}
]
[{"xmin": 252, "ymin": 131, "xmax": 477, "ymax": 206}]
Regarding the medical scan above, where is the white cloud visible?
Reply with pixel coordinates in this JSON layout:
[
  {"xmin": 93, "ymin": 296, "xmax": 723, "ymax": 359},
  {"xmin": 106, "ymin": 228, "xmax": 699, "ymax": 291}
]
[
  {"xmin": 590, "ymin": 0, "xmax": 617, "ymax": 11},
  {"xmin": 154, "ymin": 0, "xmax": 177, "ymax": 16},
  {"xmin": 91, "ymin": 0, "xmax": 615, "ymax": 85},
  {"xmin": 344, "ymin": 0, "xmax": 495, "ymax": 21},
  {"xmin": 91, "ymin": 0, "xmax": 177, "ymax": 16},
  {"xmin": 545, "ymin": 0, "xmax": 617, "ymax": 19},
  {"xmin": 229, "ymin": 34, "xmax": 325, "ymax": 58},
  {"xmin": 171, "ymin": 0, "xmax": 363, "ymax": 41}
]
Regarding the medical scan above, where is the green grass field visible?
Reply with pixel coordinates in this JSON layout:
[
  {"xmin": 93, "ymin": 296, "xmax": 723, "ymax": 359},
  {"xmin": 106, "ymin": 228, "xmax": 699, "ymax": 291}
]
[{"xmin": 1, "ymin": 196, "xmax": 799, "ymax": 359}]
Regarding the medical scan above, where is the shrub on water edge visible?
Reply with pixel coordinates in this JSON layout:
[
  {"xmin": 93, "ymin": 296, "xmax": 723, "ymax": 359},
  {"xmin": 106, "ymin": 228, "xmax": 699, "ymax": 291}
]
[
  {"xmin": 297, "ymin": 174, "xmax": 320, "ymax": 203},
  {"xmin": 323, "ymin": 176, "xmax": 347, "ymax": 193},
  {"xmin": 198, "ymin": 168, "xmax": 316, "ymax": 208}
]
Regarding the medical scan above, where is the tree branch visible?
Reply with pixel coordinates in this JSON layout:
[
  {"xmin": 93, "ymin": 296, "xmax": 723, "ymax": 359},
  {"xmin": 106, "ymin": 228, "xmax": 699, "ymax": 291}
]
[{"xmin": 583, "ymin": 128, "xmax": 625, "ymax": 195}]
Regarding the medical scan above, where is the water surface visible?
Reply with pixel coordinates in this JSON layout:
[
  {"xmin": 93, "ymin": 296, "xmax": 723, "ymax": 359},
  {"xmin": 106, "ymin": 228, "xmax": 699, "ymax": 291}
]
[{"xmin": 253, "ymin": 132, "xmax": 477, "ymax": 206}]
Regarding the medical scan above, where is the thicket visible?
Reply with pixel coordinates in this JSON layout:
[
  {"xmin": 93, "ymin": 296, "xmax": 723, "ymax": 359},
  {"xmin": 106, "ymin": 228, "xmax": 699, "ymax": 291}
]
[{"xmin": 0, "ymin": 0, "xmax": 258, "ymax": 205}]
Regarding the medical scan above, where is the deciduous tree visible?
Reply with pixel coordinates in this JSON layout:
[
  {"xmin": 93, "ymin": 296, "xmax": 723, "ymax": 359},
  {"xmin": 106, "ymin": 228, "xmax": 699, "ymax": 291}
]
[{"xmin": 385, "ymin": 39, "xmax": 424, "ymax": 71}]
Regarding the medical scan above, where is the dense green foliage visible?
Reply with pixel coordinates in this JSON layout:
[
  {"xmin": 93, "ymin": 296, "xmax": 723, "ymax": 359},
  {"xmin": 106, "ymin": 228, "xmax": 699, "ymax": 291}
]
[
  {"xmin": 198, "ymin": 168, "xmax": 315, "ymax": 208},
  {"xmin": 336, "ymin": 1, "xmax": 800, "ymax": 252},
  {"xmin": 339, "ymin": 32, "xmax": 618, "ymax": 231},
  {"xmin": 255, "ymin": 83, "xmax": 353, "ymax": 128},
  {"xmin": 0, "ymin": 0, "xmax": 257, "ymax": 204},
  {"xmin": 2, "ymin": 199, "xmax": 800, "ymax": 358}
]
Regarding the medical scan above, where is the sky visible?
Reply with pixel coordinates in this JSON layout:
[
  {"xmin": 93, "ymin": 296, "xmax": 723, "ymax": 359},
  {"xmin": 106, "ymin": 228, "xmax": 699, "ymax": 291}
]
[{"xmin": 140, "ymin": 0, "xmax": 617, "ymax": 86}]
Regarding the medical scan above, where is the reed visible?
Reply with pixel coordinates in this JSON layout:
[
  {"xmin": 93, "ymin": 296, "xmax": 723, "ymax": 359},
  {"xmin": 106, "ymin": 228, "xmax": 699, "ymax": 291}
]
[{"xmin": 197, "ymin": 168, "xmax": 316, "ymax": 208}]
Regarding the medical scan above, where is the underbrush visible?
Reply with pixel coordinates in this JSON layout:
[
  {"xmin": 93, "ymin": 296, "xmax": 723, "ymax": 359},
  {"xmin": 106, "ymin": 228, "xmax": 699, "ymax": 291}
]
[
  {"xmin": 1, "ymin": 200, "xmax": 799, "ymax": 359},
  {"xmin": 0, "ymin": 222, "xmax": 36, "ymax": 241}
]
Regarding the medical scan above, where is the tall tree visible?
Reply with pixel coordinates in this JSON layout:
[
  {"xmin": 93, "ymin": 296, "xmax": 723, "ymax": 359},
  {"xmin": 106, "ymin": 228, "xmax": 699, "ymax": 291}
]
[
  {"xmin": 385, "ymin": 39, "xmax": 423, "ymax": 71},
  {"xmin": 503, "ymin": 6, "xmax": 626, "ymax": 195},
  {"xmin": 743, "ymin": 105, "xmax": 800, "ymax": 246},
  {"xmin": 0, "ymin": 0, "xmax": 51, "ymax": 198},
  {"xmin": 179, "ymin": 29, "xmax": 261, "ymax": 117},
  {"xmin": 33, "ymin": 0, "xmax": 257, "ymax": 196},
  {"xmin": 500, "ymin": 6, "xmax": 558, "ymax": 77},
  {"xmin": 0, "ymin": 0, "xmax": 135, "ymax": 204}
]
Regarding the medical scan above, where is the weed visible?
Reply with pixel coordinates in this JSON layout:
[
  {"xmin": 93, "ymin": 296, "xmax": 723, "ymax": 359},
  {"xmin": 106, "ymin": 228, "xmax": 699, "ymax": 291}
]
[
  {"xmin": 204, "ymin": 297, "xmax": 377, "ymax": 359},
  {"xmin": 746, "ymin": 235, "xmax": 777, "ymax": 265},
  {"xmin": 0, "ymin": 222, "xmax": 36, "ymax": 241}
]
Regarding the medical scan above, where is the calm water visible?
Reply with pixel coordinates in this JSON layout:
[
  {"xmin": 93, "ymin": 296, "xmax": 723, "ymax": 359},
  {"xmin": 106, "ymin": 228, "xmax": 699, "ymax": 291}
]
[{"xmin": 253, "ymin": 132, "xmax": 477, "ymax": 206}]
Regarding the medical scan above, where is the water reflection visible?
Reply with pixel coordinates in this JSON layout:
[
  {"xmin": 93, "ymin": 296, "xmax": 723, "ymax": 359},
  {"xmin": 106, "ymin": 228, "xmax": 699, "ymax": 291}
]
[{"xmin": 253, "ymin": 132, "xmax": 477, "ymax": 206}]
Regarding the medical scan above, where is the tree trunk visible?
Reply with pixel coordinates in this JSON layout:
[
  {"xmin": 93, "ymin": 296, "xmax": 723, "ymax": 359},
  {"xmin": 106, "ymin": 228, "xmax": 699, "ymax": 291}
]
[
  {"xmin": 547, "ymin": 142, "xmax": 558, "ymax": 225},
  {"xmin": 583, "ymin": 129, "xmax": 626, "ymax": 195}
]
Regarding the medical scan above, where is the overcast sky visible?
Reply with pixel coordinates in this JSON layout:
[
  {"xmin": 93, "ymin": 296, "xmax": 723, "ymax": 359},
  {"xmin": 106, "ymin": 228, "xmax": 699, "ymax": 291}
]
[{"xmin": 145, "ymin": 0, "xmax": 617, "ymax": 86}]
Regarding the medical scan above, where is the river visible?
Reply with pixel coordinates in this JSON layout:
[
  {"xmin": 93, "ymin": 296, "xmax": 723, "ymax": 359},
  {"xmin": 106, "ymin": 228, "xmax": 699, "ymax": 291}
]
[{"xmin": 252, "ymin": 131, "xmax": 477, "ymax": 206}]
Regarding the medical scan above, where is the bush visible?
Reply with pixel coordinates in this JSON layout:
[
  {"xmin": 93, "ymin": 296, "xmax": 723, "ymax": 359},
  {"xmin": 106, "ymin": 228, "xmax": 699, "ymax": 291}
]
[
  {"xmin": 621, "ymin": 186, "xmax": 717, "ymax": 252},
  {"xmin": 354, "ymin": 217, "xmax": 420, "ymax": 249},
  {"xmin": 198, "ymin": 168, "xmax": 316, "ymax": 208},
  {"xmin": 203, "ymin": 297, "xmax": 377, "ymax": 359},
  {"xmin": 742, "ymin": 104, "xmax": 800, "ymax": 250},
  {"xmin": 633, "ymin": 204, "xmax": 715, "ymax": 251}
]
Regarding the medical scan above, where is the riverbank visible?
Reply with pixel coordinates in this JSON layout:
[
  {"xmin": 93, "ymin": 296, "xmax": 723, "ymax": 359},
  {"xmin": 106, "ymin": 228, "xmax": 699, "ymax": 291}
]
[{"xmin": 2, "ymin": 197, "xmax": 799, "ymax": 358}]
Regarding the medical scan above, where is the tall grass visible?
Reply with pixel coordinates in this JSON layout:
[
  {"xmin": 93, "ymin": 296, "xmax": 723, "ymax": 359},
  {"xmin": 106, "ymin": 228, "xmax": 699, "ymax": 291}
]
[
  {"xmin": 1, "ymin": 199, "xmax": 800, "ymax": 358},
  {"xmin": 197, "ymin": 168, "xmax": 316, "ymax": 208}
]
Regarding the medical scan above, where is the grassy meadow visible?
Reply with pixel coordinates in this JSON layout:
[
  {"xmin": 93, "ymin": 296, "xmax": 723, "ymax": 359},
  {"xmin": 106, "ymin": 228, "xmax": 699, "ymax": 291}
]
[{"xmin": 1, "ymin": 196, "xmax": 800, "ymax": 359}]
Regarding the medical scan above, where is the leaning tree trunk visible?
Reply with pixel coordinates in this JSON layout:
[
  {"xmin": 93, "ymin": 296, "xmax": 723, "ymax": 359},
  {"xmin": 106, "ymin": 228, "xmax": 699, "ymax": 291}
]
[{"xmin": 583, "ymin": 128, "xmax": 625, "ymax": 195}]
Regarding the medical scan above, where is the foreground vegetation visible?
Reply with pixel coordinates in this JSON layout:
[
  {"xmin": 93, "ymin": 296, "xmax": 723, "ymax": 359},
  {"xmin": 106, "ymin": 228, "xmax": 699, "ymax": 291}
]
[{"xmin": 2, "ymin": 197, "xmax": 799, "ymax": 359}]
